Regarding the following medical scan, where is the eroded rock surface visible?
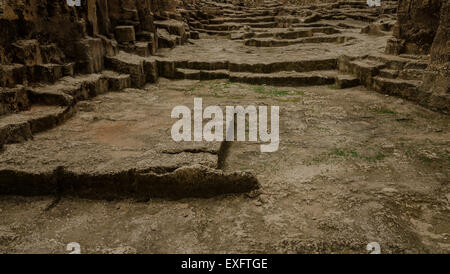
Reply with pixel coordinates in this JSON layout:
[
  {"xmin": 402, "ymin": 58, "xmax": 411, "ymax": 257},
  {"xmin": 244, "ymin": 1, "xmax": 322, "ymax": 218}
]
[
  {"xmin": 387, "ymin": 0, "xmax": 449, "ymax": 113},
  {"xmin": 388, "ymin": 0, "xmax": 442, "ymax": 55}
]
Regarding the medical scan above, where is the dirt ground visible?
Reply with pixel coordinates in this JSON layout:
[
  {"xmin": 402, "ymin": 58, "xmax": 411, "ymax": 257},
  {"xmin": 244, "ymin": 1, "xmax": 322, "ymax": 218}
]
[
  {"xmin": 0, "ymin": 0, "xmax": 448, "ymax": 254},
  {"xmin": 1, "ymin": 77, "xmax": 448, "ymax": 254}
]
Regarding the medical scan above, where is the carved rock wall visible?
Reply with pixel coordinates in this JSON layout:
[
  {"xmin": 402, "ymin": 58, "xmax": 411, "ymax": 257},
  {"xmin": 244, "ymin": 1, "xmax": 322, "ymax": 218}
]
[
  {"xmin": 430, "ymin": 0, "xmax": 449, "ymax": 67},
  {"xmin": 420, "ymin": 0, "xmax": 449, "ymax": 113},
  {"xmin": 0, "ymin": 0, "xmax": 180, "ymax": 67},
  {"xmin": 391, "ymin": 0, "xmax": 442, "ymax": 55}
]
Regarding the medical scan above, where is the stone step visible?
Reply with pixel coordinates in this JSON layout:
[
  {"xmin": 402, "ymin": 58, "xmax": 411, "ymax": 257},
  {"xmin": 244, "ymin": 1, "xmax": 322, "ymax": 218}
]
[
  {"xmin": 0, "ymin": 105, "xmax": 74, "ymax": 147},
  {"xmin": 0, "ymin": 162, "xmax": 258, "ymax": 198},
  {"xmin": 157, "ymin": 29, "xmax": 183, "ymax": 48},
  {"xmin": 154, "ymin": 20, "xmax": 186, "ymax": 37},
  {"xmin": 332, "ymin": 1, "xmax": 369, "ymax": 8},
  {"xmin": 0, "ymin": 87, "xmax": 31, "ymax": 116},
  {"xmin": 0, "ymin": 64, "xmax": 27, "ymax": 88},
  {"xmin": 105, "ymin": 51, "xmax": 158, "ymax": 87},
  {"xmin": 367, "ymin": 54, "xmax": 410, "ymax": 70},
  {"xmin": 372, "ymin": 76, "xmax": 422, "ymax": 101},
  {"xmin": 189, "ymin": 20, "xmax": 203, "ymax": 29},
  {"xmin": 245, "ymin": 35, "xmax": 352, "ymax": 47},
  {"xmin": 254, "ymin": 27, "xmax": 341, "ymax": 40},
  {"xmin": 174, "ymin": 68, "xmax": 338, "ymax": 86},
  {"xmin": 274, "ymin": 16, "xmax": 302, "ymax": 25},
  {"xmin": 230, "ymin": 32, "xmax": 256, "ymax": 40},
  {"xmin": 27, "ymin": 63, "xmax": 75, "ymax": 84},
  {"xmin": 404, "ymin": 61, "xmax": 428, "ymax": 70},
  {"xmin": 293, "ymin": 22, "xmax": 351, "ymax": 29},
  {"xmin": 115, "ymin": 25, "xmax": 136, "ymax": 44},
  {"xmin": 136, "ymin": 31, "xmax": 155, "ymax": 42},
  {"xmin": 26, "ymin": 71, "xmax": 132, "ymax": 107},
  {"xmin": 175, "ymin": 68, "xmax": 230, "ymax": 80},
  {"xmin": 245, "ymin": 22, "xmax": 278, "ymax": 28},
  {"xmin": 224, "ymin": 12, "xmax": 275, "ymax": 19},
  {"xmin": 398, "ymin": 69, "xmax": 426, "ymax": 81},
  {"xmin": 0, "ymin": 91, "xmax": 257, "ymax": 198},
  {"xmin": 165, "ymin": 58, "xmax": 337, "ymax": 74},
  {"xmin": 11, "ymin": 39, "xmax": 42, "ymax": 66},
  {"xmin": 335, "ymin": 74, "xmax": 360, "ymax": 89},
  {"xmin": 101, "ymin": 70, "xmax": 132, "ymax": 91},
  {"xmin": 0, "ymin": 71, "xmax": 132, "ymax": 147},
  {"xmin": 339, "ymin": 12, "xmax": 378, "ymax": 22},
  {"xmin": 194, "ymin": 28, "xmax": 236, "ymax": 36},
  {"xmin": 367, "ymin": 54, "xmax": 429, "ymax": 71},
  {"xmin": 338, "ymin": 56, "xmax": 386, "ymax": 86},
  {"xmin": 74, "ymin": 37, "xmax": 115, "ymax": 74},
  {"xmin": 203, "ymin": 23, "xmax": 242, "ymax": 31},
  {"xmin": 199, "ymin": 19, "xmax": 212, "ymax": 25},
  {"xmin": 189, "ymin": 31, "xmax": 200, "ymax": 40},
  {"xmin": 209, "ymin": 16, "xmax": 275, "ymax": 24},
  {"xmin": 121, "ymin": 41, "xmax": 153, "ymax": 57},
  {"xmin": 0, "ymin": 63, "xmax": 76, "ymax": 89},
  {"xmin": 26, "ymin": 74, "xmax": 108, "ymax": 105},
  {"xmin": 379, "ymin": 69, "xmax": 399, "ymax": 79},
  {"xmin": 229, "ymin": 70, "xmax": 338, "ymax": 86},
  {"xmin": 135, "ymin": 42, "xmax": 152, "ymax": 57}
]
